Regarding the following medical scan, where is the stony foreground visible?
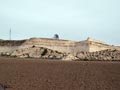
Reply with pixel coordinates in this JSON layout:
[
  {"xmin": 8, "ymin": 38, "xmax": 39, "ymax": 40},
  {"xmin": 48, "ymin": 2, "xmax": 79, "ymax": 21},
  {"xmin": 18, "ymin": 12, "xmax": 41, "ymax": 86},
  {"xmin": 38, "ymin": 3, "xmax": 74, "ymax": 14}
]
[{"xmin": 0, "ymin": 58, "xmax": 120, "ymax": 90}]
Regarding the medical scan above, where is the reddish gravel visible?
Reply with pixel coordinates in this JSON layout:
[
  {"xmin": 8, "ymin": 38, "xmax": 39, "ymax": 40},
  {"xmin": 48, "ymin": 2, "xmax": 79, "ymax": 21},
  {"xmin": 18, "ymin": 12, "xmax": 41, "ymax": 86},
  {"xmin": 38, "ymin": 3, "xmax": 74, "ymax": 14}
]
[{"xmin": 0, "ymin": 58, "xmax": 120, "ymax": 90}]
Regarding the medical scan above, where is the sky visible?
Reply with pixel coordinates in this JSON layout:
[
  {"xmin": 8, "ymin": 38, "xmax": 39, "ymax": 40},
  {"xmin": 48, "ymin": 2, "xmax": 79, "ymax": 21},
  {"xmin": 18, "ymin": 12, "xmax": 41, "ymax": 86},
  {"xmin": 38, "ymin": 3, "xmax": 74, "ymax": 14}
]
[{"xmin": 0, "ymin": 0, "xmax": 120, "ymax": 45}]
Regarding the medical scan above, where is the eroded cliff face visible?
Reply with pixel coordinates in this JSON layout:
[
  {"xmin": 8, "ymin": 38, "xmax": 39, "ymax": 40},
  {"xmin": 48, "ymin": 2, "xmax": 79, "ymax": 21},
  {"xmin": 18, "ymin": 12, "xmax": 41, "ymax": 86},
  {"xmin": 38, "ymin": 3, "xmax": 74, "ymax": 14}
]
[
  {"xmin": 0, "ymin": 38, "xmax": 119, "ymax": 54},
  {"xmin": 0, "ymin": 40, "xmax": 26, "ymax": 53},
  {"xmin": 0, "ymin": 38, "xmax": 77, "ymax": 54},
  {"xmin": 0, "ymin": 38, "xmax": 120, "ymax": 60},
  {"xmin": 1, "ymin": 46, "xmax": 120, "ymax": 61},
  {"xmin": 23, "ymin": 38, "xmax": 76, "ymax": 53},
  {"xmin": 0, "ymin": 40, "xmax": 26, "ymax": 46}
]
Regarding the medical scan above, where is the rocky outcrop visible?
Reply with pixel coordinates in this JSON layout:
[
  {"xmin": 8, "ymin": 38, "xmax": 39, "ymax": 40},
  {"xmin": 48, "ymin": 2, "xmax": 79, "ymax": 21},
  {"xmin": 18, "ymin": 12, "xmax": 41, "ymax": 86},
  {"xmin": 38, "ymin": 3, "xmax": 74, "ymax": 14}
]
[
  {"xmin": 76, "ymin": 49, "xmax": 120, "ymax": 61},
  {"xmin": 0, "ymin": 48, "xmax": 120, "ymax": 61},
  {"xmin": 1, "ymin": 38, "xmax": 119, "ymax": 54},
  {"xmin": 9, "ymin": 46, "xmax": 66, "ymax": 59},
  {"xmin": 62, "ymin": 54, "xmax": 78, "ymax": 61}
]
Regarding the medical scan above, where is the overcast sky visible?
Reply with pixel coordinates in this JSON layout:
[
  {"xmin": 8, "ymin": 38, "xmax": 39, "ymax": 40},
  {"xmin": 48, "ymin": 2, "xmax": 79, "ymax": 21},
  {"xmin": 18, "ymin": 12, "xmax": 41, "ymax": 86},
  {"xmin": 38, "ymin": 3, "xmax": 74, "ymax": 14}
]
[{"xmin": 0, "ymin": 0, "xmax": 120, "ymax": 45}]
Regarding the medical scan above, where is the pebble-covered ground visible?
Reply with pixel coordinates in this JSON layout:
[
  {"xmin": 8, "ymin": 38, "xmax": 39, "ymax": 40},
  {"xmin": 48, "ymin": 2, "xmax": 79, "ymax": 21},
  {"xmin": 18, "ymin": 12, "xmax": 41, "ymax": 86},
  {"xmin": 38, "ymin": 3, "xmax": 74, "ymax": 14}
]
[{"xmin": 0, "ymin": 58, "xmax": 120, "ymax": 90}]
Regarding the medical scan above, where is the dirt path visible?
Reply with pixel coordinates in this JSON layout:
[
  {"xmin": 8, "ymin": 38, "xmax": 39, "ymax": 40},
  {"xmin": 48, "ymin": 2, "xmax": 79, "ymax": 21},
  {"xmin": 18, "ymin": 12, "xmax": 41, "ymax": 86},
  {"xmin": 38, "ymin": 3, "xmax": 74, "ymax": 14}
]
[{"xmin": 0, "ymin": 58, "xmax": 120, "ymax": 90}]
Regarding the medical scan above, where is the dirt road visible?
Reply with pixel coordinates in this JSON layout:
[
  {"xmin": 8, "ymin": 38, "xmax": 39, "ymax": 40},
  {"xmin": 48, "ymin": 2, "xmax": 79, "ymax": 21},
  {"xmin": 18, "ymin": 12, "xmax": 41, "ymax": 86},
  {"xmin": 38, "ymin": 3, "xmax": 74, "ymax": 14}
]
[{"xmin": 0, "ymin": 58, "xmax": 120, "ymax": 90}]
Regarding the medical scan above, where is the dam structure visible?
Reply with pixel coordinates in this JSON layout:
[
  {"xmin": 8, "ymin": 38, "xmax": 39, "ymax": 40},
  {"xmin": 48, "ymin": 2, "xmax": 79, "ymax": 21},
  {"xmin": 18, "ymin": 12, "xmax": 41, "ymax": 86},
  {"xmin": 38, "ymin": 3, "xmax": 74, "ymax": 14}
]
[{"xmin": 0, "ymin": 37, "xmax": 118, "ymax": 54}]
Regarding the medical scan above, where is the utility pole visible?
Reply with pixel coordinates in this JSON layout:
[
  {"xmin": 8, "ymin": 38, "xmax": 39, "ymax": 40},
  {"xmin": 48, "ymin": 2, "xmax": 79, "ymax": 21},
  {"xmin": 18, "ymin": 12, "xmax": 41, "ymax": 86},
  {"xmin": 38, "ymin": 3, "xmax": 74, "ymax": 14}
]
[{"xmin": 9, "ymin": 28, "xmax": 11, "ymax": 40}]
